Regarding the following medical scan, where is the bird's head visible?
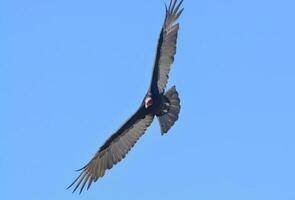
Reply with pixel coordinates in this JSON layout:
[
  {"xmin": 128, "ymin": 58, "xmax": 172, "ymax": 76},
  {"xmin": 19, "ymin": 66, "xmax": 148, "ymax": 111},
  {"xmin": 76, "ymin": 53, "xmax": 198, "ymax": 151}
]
[{"xmin": 144, "ymin": 94, "xmax": 153, "ymax": 109}]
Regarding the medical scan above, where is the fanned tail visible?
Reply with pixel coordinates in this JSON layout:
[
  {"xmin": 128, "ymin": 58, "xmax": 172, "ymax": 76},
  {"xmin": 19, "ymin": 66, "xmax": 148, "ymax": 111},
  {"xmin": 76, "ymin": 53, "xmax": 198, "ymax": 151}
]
[{"xmin": 158, "ymin": 86, "xmax": 181, "ymax": 134}]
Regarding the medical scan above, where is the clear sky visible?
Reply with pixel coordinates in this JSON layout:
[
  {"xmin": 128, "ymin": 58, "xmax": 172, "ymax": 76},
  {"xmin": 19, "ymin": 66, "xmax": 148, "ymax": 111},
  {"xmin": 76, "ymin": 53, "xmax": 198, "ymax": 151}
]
[{"xmin": 1, "ymin": 0, "xmax": 295, "ymax": 199}]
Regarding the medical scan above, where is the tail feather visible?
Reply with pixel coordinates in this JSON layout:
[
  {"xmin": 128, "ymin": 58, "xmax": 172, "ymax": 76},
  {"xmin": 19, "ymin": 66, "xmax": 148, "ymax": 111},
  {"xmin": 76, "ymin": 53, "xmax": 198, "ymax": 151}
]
[{"xmin": 158, "ymin": 86, "xmax": 181, "ymax": 134}]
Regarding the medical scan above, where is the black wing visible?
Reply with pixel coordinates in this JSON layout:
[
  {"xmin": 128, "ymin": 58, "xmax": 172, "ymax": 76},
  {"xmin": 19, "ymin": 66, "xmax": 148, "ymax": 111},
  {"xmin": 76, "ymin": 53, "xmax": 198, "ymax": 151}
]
[
  {"xmin": 151, "ymin": 0, "xmax": 184, "ymax": 94},
  {"xmin": 68, "ymin": 106, "xmax": 154, "ymax": 193}
]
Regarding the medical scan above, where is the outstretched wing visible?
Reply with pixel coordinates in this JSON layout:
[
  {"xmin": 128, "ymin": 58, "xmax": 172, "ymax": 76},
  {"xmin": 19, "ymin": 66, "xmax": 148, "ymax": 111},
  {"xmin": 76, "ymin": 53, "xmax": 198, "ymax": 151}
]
[
  {"xmin": 151, "ymin": 0, "xmax": 184, "ymax": 94},
  {"xmin": 68, "ymin": 106, "xmax": 154, "ymax": 193}
]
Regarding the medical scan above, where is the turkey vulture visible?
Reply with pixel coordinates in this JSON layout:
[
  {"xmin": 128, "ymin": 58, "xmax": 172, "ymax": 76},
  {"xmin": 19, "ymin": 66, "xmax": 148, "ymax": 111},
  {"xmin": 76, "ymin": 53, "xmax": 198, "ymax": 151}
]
[{"xmin": 68, "ymin": 0, "xmax": 183, "ymax": 193}]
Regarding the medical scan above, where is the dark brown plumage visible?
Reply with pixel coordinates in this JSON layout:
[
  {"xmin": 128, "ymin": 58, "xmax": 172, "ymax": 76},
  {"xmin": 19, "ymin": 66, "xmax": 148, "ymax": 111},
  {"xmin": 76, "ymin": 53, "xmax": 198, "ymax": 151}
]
[{"xmin": 68, "ymin": 0, "xmax": 183, "ymax": 193}]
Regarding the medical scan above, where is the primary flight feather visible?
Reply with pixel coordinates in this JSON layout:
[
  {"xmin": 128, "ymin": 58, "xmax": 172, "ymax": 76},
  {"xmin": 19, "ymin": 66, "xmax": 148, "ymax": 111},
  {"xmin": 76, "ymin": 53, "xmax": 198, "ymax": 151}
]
[{"xmin": 68, "ymin": 0, "xmax": 183, "ymax": 193}]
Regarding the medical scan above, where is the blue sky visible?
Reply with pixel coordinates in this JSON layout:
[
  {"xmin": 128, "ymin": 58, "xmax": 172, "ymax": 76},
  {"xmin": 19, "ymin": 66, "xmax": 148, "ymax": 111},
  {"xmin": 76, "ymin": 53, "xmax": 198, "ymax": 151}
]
[{"xmin": 1, "ymin": 0, "xmax": 295, "ymax": 199}]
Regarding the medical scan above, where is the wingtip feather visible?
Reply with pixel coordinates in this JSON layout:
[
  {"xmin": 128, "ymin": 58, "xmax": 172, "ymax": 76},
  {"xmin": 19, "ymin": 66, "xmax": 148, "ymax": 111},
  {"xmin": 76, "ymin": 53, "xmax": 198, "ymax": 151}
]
[
  {"xmin": 168, "ymin": 0, "xmax": 173, "ymax": 11},
  {"xmin": 171, "ymin": 0, "xmax": 177, "ymax": 12}
]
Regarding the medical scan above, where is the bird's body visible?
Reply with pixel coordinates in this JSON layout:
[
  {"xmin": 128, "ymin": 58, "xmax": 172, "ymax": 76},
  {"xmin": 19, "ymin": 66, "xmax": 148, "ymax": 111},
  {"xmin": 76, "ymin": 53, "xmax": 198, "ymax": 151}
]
[{"xmin": 68, "ymin": 0, "xmax": 184, "ymax": 193}]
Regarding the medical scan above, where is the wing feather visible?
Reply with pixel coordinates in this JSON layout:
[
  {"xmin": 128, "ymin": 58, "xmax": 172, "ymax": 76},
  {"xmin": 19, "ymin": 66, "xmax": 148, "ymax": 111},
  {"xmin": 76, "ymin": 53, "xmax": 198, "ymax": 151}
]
[
  {"xmin": 151, "ymin": 0, "xmax": 184, "ymax": 93},
  {"xmin": 68, "ymin": 107, "xmax": 154, "ymax": 193}
]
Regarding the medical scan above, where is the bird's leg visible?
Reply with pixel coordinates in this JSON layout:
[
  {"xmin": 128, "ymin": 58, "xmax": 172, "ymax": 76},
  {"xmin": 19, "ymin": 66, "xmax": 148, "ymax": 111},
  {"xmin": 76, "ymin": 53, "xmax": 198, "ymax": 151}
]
[{"xmin": 156, "ymin": 96, "xmax": 171, "ymax": 116}]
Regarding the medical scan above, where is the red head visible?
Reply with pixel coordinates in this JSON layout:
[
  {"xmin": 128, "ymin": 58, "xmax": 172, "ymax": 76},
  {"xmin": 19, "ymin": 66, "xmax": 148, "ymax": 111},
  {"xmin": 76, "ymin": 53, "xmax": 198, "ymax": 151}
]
[{"xmin": 144, "ymin": 96, "xmax": 153, "ymax": 109}]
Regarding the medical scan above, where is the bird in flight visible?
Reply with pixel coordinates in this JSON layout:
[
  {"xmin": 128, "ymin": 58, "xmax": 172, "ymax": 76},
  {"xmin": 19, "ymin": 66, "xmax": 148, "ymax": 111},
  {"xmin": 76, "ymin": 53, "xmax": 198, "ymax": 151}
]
[{"xmin": 68, "ymin": 0, "xmax": 184, "ymax": 193}]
